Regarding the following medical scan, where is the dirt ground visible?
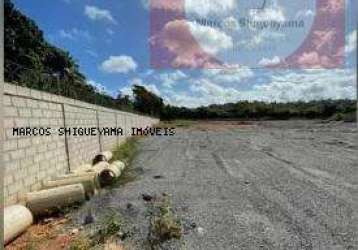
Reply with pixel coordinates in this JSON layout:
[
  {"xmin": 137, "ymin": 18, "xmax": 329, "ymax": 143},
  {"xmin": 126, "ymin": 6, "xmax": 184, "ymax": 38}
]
[{"xmin": 8, "ymin": 120, "xmax": 358, "ymax": 250}]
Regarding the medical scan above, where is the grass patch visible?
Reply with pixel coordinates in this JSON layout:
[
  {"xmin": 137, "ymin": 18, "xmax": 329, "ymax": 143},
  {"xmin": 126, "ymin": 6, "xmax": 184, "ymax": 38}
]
[
  {"xmin": 156, "ymin": 120, "xmax": 195, "ymax": 128},
  {"xmin": 69, "ymin": 210, "xmax": 126, "ymax": 249},
  {"xmin": 111, "ymin": 137, "xmax": 139, "ymax": 165},
  {"xmin": 110, "ymin": 137, "xmax": 144, "ymax": 187},
  {"xmin": 91, "ymin": 211, "xmax": 124, "ymax": 245},
  {"xmin": 69, "ymin": 235, "xmax": 92, "ymax": 250},
  {"xmin": 329, "ymin": 112, "xmax": 357, "ymax": 122},
  {"xmin": 147, "ymin": 194, "xmax": 182, "ymax": 248}
]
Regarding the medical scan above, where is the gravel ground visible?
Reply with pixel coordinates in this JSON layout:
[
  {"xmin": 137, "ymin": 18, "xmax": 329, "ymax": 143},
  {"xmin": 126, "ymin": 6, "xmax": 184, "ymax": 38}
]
[{"xmin": 71, "ymin": 120, "xmax": 358, "ymax": 250}]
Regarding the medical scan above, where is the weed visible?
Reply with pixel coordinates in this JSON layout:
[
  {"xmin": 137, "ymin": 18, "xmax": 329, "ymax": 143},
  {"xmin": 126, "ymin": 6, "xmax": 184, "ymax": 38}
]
[
  {"xmin": 69, "ymin": 235, "xmax": 92, "ymax": 250},
  {"xmin": 147, "ymin": 195, "xmax": 182, "ymax": 247},
  {"xmin": 91, "ymin": 211, "xmax": 124, "ymax": 245},
  {"xmin": 111, "ymin": 138, "xmax": 141, "ymax": 187},
  {"xmin": 111, "ymin": 138, "xmax": 138, "ymax": 165}
]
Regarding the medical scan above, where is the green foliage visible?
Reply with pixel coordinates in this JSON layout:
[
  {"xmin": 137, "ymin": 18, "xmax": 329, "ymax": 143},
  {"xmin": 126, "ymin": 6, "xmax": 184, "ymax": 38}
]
[
  {"xmin": 111, "ymin": 138, "xmax": 141, "ymax": 188},
  {"xmin": 5, "ymin": 0, "xmax": 82, "ymax": 85},
  {"xmin": 116, "ymin": 92, "xmax": 135, "ymax": 112},
  {"xmin": 77, "ymin": 210, "xmax": 124, "ymax": 247},
  {"xmin": 160, "ymin": 100, "xmax": 357, "ymax": 121},
  {"xmin": 148, "ymin": 195, "xmax": 182, "ymax": 247},
  {"xmin": 133, "ymin": 85, "xmax": 164, "ymax": 117},
  {"xmin": 69, "ymin": 235, "xmax": 92, "ymax": 250},
  {"xmin": 4, "ymin": 0, "xmax": 134, "ymax": 112},
  {"xmin": 95, "ymin": 213, "xmax": 123, "ymax": 243},
  {"xmin": 112, "ymin": 138, "xmax": 138, "ymax": 165},
  {"xmin": 330, "ymin": 111, "xmax": 356, "ymax": 122}
]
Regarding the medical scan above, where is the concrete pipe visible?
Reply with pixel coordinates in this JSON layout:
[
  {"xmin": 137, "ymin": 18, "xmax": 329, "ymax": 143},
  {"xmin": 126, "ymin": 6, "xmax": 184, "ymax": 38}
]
[
  {"xmin": 43, "ymin": 175, "xmax": 99, "ymax": 198},
  {"xmin": 70, "ymin": 164, "xmax": 93, "ymax": 175},
  {"xmin": 4, "ymin": 205, "xmax": 34, "ymax": 245},
  {"xmin": 26, "ymin": 184, "xmax": 86, "ymax": 216},
  {"xmin": 56, "ymin": 162, "xmax": 110, "ymax": 188},
  {"xmin": 112, "ymin": 161, "xmax": 126, "ymax": 172},
  {"xmin": 92, "ymin": 161, "xmax": 110, "ymax": 173},
  {"xmin": 57, "ymin": 162, "xmax": 109, "ymax": 178},
  {"xmin": 98, "ymin": 161, "xmax": 125, "ymax": 186},
  {"xmin": 56, "ymin": 171, "xmax": 98, "ymax": 180},
  {"xmin": 92, "ymin": 151, "xmax": 113, "ymax": 165}
]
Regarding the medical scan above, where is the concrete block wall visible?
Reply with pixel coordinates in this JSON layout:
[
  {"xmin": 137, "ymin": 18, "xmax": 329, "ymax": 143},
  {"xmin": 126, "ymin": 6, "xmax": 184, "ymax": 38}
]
[
  {"xmin": 2, "ymin": 83, "xmax": 159, "ymax": 206},
  {"xmin": 64, "ymin": 105, "xmax": 100, "ymax": 169}
]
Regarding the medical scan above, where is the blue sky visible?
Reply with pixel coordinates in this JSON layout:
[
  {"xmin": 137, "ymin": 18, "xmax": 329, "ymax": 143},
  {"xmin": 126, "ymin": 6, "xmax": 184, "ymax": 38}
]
[{"xmin": 13, "ymin": 0, "xmax": 357, "ymax": 107}]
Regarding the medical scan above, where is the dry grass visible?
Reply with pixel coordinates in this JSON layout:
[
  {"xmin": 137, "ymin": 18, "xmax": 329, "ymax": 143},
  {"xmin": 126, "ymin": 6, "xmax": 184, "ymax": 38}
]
[
  {"xmin": 147, "ymin": 195, "xmax": 182, "ymax": 248},
  {"xmin": 5, "ymin": 217, "xmax": 70, "ymax": 250},
  {"xmin": 69, "ymin": 235, "xmax": 92, "ymax": 250}
]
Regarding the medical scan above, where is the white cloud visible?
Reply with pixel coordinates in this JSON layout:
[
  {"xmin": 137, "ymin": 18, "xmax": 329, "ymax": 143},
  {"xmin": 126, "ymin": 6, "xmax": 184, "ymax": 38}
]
[
  {"xmin": 258, "ymin": 56, "xmax": 281, "ymax": 66},
  {"xmin": 100, "ymin": 55, "xmax": 137, "ymax": 74},
  {"xmin": 185, "ymin": 0, "xmax": 236, "ymax": 17},
  {"xmin": 157, "ymin": 71, "xmax": 187, "ymax": 88},
  {"xmin": 59, "ymin": 28, "xmax": 91, "ymax": 41},
  {"xmin": 161, "ymin": 69, "xmax": 356, "ymax": 107},
  {"xmin": 249, "ymin": 1, "xmax": 286, "ymax": 22},
  {"xmin": 202, "ymin": 67, "xmax": 254, "ymax": 83},
  {"xmin": 245, "ymin": 30, "xmax": 286, "ymax": 48},
  {"xmin": 84, "ymin": 5, "xmax": 117, "ymax": 24},
  {"xmin": 253, "ymin": 69, "xmax": 356, "ymax": 102},
  {"xmin": 190, "ymin": 79, "xmax": 240, "ymax": 99},
  {"xmin": 346, "ymin": 30, "xmax": 357, "ymax": 54},
  {"xmin": 188, "ymin": 21, "xmax": 233, "ymax": 55},
  {"xmin": 87, "ymin": 79, "xmax": 114, "ymax": 96},
  {"xmin": 163, "ymin": 78, "xmax": 244, "ymax": 107},
  {"xmin": 295, "ymin": 9, "xmax": 315, "ymax": 19},
  {"xmin": 121, "ymin": 78, "xmax": 161, "ymax": 97},
  {"xmin": 133, "ymin": 78, "xmax": 161, "ymax": 96}
]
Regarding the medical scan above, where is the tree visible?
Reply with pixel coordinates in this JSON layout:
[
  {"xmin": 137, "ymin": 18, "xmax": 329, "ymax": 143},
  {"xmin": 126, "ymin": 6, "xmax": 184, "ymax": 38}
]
[
  {"xmin": 4, "ymin": 0, "xmax": 135, "ymax": 112},
  {"xmin": 132, "ymin": 85, "xmax": 164, "ymax": 117},
  {"xmin": 115, "ymin": 92, "xmax": 134, "ymax": 111}
]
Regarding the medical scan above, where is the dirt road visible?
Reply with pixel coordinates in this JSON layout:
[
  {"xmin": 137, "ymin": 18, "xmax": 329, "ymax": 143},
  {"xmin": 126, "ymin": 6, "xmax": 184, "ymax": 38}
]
[{"xmin": 72, "ymin": 120, "xmax": 358, "ymax": 250}]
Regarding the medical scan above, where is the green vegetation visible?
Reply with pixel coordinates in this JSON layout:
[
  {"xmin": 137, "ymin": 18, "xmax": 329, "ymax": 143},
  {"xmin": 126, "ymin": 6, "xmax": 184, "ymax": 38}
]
[
  {"xmin": 69, "ymin": 235, "xmax": 92, "ymax": 250},
  {"xmin": 92, "ymin": 212, "xmax": 124, "ymax": 244},
  {"xmin": 160, "ymin": 99, "xmax": 356, "ymax": 121},
  {"xmin": 133, "ymin": 85, "xmax": 164, "ymax": 117},
  {"xmin": 69, "ymin": 210, "xmax": 125, "ymax": 249},
  {"xmin": 111, "ymin": 138, "xmax": 141, "ymax": 187},
  {"xmin": 112, "ymin": 138, "xmax": 139, "ymax": 165},
  {"xmin": 329, "ymin": 111, "xmax": 356, "ymax": 122},
  {"xmin": 156, "ymin": 120, "xmax": 196, "ymax": 128},
  {"xmin": 4, "ymin": 0, "xmax": 134, "ymax": 111},
  {"xmin": 147, "ymin": 195, "xmax": 182, "ymax": 248}
]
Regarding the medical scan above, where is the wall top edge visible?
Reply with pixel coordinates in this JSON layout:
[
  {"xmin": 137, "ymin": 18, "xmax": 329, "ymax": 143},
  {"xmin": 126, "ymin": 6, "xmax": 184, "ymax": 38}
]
[{"xmin": 3, "ymin": 82, "xmax": 159, "ymax": 120}]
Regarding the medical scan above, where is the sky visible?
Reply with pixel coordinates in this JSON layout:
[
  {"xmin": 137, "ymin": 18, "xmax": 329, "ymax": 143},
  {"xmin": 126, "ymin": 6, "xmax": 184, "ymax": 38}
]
[{"xmin": 13, "ymin": 0, "xmax": 357, "ymax": 108}]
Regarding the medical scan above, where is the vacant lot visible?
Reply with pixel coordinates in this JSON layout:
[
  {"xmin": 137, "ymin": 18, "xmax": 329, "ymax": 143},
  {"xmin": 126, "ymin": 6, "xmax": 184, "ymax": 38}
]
[{"xmin": 71, "ymin": 120, "xmax": 358, "ymax": 250}]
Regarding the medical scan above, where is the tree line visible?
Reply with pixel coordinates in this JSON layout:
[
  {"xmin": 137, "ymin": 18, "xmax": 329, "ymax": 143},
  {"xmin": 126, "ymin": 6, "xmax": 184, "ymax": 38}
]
[{"xmin": 4, "ymin": 0, "xmax": 356, "ymax": 122}]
